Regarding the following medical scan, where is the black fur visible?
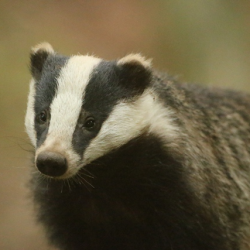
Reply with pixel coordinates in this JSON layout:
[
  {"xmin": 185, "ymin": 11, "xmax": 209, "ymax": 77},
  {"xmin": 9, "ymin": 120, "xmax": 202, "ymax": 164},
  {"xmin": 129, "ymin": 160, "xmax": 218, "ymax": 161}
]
[
  {"xmin": 31, "ymin": 50, "xmax": 50, "ymax": 81},
  {"xmin": 32, "ymin": 134, "xmax": 229, "ymax": 250}
]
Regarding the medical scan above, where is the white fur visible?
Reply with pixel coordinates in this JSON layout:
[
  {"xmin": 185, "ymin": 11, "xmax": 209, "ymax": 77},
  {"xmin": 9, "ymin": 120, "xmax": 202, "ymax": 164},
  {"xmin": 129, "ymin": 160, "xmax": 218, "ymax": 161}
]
[
  {"xmin": 83, "ymin": 90, "xmax": 179, "ymax": 166},
  {"xmin": 31, "ymin": 42, "xmax": 54, "ymax": 55},
  {"xmin": 35, "ymin": 55, "xmax": 101, "ymax": 178},
  {"xmin": 118, "ymin": 54, "xmax": 152, "ymax": 69},
  {"xmin": 25, "ymin": 79, "xmax": 36, "ymax": 146}
]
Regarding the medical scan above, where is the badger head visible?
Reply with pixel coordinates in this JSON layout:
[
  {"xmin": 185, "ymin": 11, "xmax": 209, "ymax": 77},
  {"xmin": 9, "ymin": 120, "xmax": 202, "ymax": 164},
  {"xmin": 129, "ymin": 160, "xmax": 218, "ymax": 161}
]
[{"xmin": 25, "ymin": 43, "xmax": 178, "ymax": 179}]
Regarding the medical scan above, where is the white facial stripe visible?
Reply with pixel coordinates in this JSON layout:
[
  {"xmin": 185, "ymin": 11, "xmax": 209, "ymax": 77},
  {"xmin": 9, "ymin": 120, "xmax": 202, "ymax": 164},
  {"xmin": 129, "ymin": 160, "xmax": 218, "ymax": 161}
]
[
  {"xmin": 36, "ymin": 55, "xmax": 101, "ymax": 177},
  {"xmin": 83, "ymin": 91, "xmax": 179, "ymax": 165},
  {"xmin": 48, "ymin": 56, "xmax": 101, "ymax": 139},
  {"xmin": 25, "ymin": 79, "xmax": 36, "ymax": 146}
]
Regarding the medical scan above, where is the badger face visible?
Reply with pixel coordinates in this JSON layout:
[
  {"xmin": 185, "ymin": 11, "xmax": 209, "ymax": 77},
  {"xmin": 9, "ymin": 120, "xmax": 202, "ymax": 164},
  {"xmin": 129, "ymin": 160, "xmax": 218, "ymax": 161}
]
[{"xmin": 25, "ymin": 43, "xmax": 178, "ymax": 179}]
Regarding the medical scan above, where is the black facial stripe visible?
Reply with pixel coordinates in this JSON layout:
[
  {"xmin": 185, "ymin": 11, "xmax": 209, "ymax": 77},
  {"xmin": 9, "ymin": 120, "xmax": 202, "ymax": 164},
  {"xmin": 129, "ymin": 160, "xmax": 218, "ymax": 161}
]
[
  {"xmin": 72, "ymin": 61, "xmax": 131, "ymax": 157},
  {"xmin": 72, "ymin": 60, "xmax": 151, "ymax": 158},
  {"xmin": 72, "ymin": 61, "xmax": 116, "ymax": 157},
  {"xmin": 84, "ymin": 61, "xmax": 128, "ymax": 114},
  {"xmin": 34, "ymin": 54, "xmax": 69, "ymax": 147},
  {"xmin": 84, "ymin": 60, "xmax": 151, "ymax": 114}
]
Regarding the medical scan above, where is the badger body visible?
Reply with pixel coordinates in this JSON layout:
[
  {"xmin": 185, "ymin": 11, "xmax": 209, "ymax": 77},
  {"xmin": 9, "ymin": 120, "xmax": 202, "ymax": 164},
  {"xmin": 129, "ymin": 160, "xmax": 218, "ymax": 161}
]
[{"xmin": 25, "ymin": 43, "xmax": 250, "ymax": 250}]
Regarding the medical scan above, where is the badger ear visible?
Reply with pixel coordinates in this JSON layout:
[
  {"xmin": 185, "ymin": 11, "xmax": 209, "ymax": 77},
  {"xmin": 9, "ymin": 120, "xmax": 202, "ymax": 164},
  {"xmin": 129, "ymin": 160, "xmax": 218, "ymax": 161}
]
[
  {"xmin": 30, "ymin": 42, "xmax": 54, "ymax": 81},
  {"xmin": 117, "ymin": 54, "xmax": 152, "ymax": 94}
]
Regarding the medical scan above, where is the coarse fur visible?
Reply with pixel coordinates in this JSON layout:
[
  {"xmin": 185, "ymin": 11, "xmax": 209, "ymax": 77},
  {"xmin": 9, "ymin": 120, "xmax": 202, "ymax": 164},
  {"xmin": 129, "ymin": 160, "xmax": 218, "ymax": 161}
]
[{"xmin": 26, "ymin": 43, "xmax": 250, "ymax": 250}]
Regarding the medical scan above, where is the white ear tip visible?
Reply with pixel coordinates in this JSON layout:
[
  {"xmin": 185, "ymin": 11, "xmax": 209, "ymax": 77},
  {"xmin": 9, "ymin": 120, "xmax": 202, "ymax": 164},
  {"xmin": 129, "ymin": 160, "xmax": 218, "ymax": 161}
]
[
  {"xmin": 31, "ymin": 42, "xmax": 54, "ymax": 54},
  {"xmin": 118, "ymin": 54, "xmax": 152, "ymax": 68}
]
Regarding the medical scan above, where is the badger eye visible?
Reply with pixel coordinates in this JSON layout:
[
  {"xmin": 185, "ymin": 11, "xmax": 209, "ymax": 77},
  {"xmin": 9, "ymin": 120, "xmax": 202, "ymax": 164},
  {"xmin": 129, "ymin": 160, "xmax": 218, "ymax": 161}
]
[
  {"xmin": 84, "ymin": 117, "xmax": 96, "ymax": 131},
  {"xmin": 38, "ymin": 110, "xmax": 48, "ymax": 123}
]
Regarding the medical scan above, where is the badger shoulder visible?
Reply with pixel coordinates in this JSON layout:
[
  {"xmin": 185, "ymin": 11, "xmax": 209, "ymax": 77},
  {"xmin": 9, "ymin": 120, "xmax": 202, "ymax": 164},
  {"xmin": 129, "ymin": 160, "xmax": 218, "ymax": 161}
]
[{"xmin": 152, "ymin": 74, "xmax": 250, "ymax": 156}]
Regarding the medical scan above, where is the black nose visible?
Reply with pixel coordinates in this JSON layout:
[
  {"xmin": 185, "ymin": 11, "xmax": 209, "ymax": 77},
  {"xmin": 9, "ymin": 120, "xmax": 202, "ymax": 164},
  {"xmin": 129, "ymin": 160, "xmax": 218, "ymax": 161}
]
[{"xmin": 36, "ymin": 151, "xmax": 68, "ymax": 177}]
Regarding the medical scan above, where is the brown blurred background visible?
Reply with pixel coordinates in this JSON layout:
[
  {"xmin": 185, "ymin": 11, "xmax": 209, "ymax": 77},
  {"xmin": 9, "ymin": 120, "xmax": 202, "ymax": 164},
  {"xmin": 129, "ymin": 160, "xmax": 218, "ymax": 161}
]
[{"xmin": 1, "ymin": 1, "xmax": 250, "ymax": 249}]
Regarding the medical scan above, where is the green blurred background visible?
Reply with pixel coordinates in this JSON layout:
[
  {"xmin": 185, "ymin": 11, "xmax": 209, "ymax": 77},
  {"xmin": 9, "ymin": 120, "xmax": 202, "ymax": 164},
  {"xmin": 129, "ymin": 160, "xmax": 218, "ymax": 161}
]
[{"xmin": 1, "ymin": 1, "xmax": 250, "ymax": 249}]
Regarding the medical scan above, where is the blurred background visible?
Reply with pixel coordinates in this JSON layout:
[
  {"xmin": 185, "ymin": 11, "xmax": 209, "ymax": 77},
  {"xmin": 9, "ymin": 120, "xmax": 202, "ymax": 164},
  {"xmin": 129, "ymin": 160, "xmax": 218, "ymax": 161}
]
[{"xmin": 1, "ymin": 0, "xmax": 250, "ymax": 249}]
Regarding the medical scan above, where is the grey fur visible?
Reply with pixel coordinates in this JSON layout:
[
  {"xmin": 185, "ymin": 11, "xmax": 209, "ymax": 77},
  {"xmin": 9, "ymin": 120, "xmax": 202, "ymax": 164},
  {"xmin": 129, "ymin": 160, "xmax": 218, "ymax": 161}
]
[{"xmin": 153, "ymin": 77, "xmax": 250, "ymax": 249}]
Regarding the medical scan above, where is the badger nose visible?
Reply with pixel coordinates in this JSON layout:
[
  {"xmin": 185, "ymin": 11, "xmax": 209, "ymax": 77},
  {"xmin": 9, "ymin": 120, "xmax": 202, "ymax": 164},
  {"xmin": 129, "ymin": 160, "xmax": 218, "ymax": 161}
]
[{"xmin": 36, "ymin": 151, "xmax": 68, "ymax": 177}]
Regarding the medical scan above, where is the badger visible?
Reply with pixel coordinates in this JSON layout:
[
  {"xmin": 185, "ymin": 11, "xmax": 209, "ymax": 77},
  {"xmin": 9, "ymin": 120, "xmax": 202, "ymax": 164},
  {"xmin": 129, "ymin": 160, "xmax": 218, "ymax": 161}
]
[{"xmin": 25, "ymin": 42, "xmax": 250, "ymax": 250}]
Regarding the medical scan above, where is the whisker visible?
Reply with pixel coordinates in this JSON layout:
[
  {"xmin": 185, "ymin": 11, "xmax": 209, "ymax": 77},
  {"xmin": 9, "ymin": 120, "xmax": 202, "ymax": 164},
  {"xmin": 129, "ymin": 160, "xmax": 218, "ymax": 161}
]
[
  {"xmin": 76, "ymin": 174, "xmax": 91, "ymax": 192},
  {"xmin": 0, "ymin": 136, "xmax": 34, "ymax": 153},
  {"xmin": 81, "ymin": 172, "xmax": 95, "ymax": 179},
  {"xmin": 77, "ymin": 173, "xmax": 95, "ymax": 189},
  {"xmin": 66, "ymin": 179, "xmax": 72, "ymax": 192},
  {"xmin": 68, "ymin": 177, "xmax": 78, "ymax": 189},
  {"xmin": 81, "ymin": 180, "xmax": 92, "ymax": 192},
  {"xmin": 81, "ymin": 168, "xmax": 95, "ymax": 178},
  {"xmin": 60, "ymin": 182, "xmax": 64, "ymax": 193}
]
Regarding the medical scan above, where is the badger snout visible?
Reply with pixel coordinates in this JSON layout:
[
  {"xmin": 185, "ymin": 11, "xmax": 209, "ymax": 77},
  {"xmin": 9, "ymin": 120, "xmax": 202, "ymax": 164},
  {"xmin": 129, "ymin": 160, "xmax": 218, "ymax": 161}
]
[{"xmin": 36, "ymin": 151, "xmax": 68, "ymax": 177}]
